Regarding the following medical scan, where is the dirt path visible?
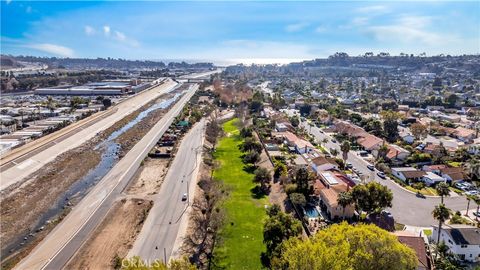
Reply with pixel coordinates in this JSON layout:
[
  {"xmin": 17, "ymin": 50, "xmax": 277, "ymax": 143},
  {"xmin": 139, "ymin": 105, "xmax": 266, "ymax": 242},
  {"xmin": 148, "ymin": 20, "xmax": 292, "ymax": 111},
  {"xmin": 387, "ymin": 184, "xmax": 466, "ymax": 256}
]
[
  {"xmin": 65, "ymin": 198, "xmax": 152, "ymax": 270},
  {"xmin": 126, "ymin": 158, "xmax": 170, "ymax": 196}
]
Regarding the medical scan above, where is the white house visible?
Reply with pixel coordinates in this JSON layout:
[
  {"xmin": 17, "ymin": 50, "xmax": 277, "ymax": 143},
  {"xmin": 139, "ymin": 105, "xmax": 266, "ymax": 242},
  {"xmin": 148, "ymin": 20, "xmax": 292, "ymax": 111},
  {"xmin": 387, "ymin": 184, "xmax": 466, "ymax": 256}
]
[
  {"xmin": 422, "ymin": 172, "xmax": 446, "ymax": 186},
  {"xmin": 432, "ymin": 224, "xmax": 480, "ymax": 262},
  {"xmin": 391, "ymin": 167, "xmax": 426, "ymax": 183},
  {"xmin": 310, "ymin": 156, "xmax": 339, "ymax": 175},
  {"xmin": 275, "ymin": 122, "xmax": 288, "ymax": 132}
]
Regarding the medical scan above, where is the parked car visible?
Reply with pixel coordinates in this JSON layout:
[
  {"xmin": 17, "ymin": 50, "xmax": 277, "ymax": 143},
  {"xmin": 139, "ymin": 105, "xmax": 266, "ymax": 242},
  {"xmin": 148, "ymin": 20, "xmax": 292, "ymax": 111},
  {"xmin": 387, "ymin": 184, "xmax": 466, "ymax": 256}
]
[
  {"xmin": 346, "ymin": 163, "xmax": 353, "ymax": 169},
  {"xmin": 473, "ymin": 211, "xmax": 480, "ymax": 217},
  {"xmin": 416, "ymin": 192, "xmax": 426, "ymax": 198},
  {"xmin": 377, "ymin": 172, "xmax": 386, "ymax": 179},
  {"xmin": 181, "ymin": 193, "xmax": 188, "ymax": 201},
  {"xmin": 367, "ymin": 164, "xmax": 375, "ymax": 171},
  {"xmin": 331, "ymin": 139, "xmax": 337, "ymax": 143},
  {"xmin": 465, "ymin": 190, "xmax": 479, "ymax": 196}
]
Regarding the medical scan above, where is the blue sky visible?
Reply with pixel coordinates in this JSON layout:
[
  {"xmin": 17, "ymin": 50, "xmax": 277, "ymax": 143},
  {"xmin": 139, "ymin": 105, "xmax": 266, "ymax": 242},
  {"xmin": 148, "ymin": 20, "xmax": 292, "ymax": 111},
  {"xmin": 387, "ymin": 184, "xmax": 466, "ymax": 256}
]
[{"xmin": 1, "ymin": 1, "xmax": 479, "ymax": 64}]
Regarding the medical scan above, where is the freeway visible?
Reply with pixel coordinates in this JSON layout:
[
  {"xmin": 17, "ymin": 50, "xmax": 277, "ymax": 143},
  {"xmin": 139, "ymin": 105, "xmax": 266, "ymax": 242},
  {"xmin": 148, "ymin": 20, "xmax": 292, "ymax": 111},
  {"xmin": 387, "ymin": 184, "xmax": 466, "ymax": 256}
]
[
  {"xmin": 0, "ymin": 79, "xmax": 178, "ymax": 191},
  {"xmin": 14, "ymin": 85, "xmax": 198, "ymax": 270},
  {"xmin": 299, "ymin": 120, "xmax": 472, "ymax": 227},
  {"xmin": 128, "ymin": 118, "xmax": 205, "ymax": 263}
]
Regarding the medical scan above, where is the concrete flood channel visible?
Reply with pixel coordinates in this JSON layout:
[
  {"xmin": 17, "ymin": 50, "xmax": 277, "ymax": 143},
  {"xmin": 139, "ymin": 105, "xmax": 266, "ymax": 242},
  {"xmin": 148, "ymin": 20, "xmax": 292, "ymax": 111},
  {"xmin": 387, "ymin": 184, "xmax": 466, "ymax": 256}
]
[{"xmin": 3, "ymin": 90, "xmax": 184, "ymax": 257}]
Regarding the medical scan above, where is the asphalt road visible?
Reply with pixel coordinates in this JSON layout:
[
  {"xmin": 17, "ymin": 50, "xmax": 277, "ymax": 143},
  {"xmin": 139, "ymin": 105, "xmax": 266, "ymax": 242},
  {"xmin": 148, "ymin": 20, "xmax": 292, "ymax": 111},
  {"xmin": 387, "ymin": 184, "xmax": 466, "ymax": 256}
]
[
  {"xmin": 14, "ymin": 85, "xmax": 198, "ymax": 270},
  {"xmin": 1, "ymin": 79, "xmax": 178, "ymax": 191},
  {"xmin": 299, "ymin": 119, "xmax": 473, "ymax": 227},
  {"xmin": 128, "ymin": 118, "xmax": 205, "ymax": 264}
]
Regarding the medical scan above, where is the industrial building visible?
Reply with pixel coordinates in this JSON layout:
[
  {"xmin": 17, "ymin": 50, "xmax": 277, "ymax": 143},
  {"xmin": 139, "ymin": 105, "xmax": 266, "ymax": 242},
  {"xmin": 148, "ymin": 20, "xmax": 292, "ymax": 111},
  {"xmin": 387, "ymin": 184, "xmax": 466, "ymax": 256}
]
[{"xmin": 35, "ymin": 81, "xmax": 151, "ymax": 96}]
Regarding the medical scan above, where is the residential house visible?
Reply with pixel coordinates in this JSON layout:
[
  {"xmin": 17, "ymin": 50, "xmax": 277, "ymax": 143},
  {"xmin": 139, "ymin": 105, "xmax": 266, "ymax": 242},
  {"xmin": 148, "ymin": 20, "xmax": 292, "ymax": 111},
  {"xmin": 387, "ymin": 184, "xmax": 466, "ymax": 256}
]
[
  {"xmin": 432, "ymin": 224, "xmax": 480, "ymax": 262},
  {"xmin": 386, "ymin": 144, "xmax": 410, "ymax": 161},
  {"xmin": 422, "ymin": 172, "xmax": 446, "ymax": 186},
  {"xmin": 439, "ymin": 167, "xmax": 466, "ymax": 183},
  {"xmin": 391, "ymin": 167, "xmax": 426, "ymax": 183},
  {"xmin": 400, "ymin": 131, "xmax": 415, "ymax": 144},
  {"xmin": 283, "ymin": 131, "xmax": 315, "ymax": 154},
  {"xmin": 454, "ymin": 127, "xmax": 476, "ymax": 143},
  {"xmin": 275, "ymin": 122, "xmax": 288, "ymax": 132},
  {"xmin": 467, "ymin": 138, "xmax": 480, "ymax": 155},
  {"xmin": 357, "ymin": 134, "xmax": 383, "ymax": 151},
  {"xmin": 314, "ymin": 172, "xmax": 355, "ymax": 220},
  {"xmin": 310, "ymin": 156, "xmax": 339, "ymax": 175},
  {"xmin": 394, "ymin": 231, "xmax": 431, "ymax": 270},
  {"xmin": 422, "ymin": 165, "xmax": 447, "ymax": 174}
]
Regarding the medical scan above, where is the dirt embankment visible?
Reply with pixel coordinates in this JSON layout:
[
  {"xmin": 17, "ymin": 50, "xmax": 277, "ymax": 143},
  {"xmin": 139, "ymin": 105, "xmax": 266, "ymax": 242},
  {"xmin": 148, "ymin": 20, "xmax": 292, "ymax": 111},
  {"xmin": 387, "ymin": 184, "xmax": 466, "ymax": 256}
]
[
  {"xmin": 127, "ymin": 158, "xmax": 170, "ymax": 196},
  {"xmin": 0, "ymin": 139, "xmax": 101, "ymax": 261},
  {"xmin": 65, "ymin": 198, "xmax": 152, "ymax": 270}
]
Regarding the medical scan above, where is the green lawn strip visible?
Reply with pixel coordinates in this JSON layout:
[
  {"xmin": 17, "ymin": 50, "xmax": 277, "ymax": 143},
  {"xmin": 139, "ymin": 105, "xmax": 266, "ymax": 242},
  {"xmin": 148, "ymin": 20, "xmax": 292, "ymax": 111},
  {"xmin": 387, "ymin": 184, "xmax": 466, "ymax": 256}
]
[{"xmin": 213, "ymin": 119, "xmax": 268, "ymax": 269}]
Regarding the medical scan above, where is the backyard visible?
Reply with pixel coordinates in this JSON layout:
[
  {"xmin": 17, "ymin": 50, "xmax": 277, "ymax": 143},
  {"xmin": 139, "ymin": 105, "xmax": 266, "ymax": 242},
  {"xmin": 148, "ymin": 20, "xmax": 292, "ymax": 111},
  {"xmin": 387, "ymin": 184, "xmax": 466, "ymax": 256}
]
[{"xmin": 213, "ymin": 118, "xmax": 268, "ymax": 269}]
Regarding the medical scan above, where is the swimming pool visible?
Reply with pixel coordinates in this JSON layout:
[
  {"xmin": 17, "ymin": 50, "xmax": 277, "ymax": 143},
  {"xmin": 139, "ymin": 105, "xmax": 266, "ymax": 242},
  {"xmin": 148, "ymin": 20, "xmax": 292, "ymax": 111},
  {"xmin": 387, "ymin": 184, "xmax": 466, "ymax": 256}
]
[{"xmin": 304, "ymin": 205, "xmax": 320, "ymax": 218}]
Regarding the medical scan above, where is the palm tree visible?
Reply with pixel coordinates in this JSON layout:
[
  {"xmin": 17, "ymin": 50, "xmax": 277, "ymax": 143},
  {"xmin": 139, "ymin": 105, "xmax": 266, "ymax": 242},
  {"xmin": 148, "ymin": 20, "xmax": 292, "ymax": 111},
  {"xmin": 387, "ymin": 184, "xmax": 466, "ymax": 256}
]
[
  {"xmin": 432, "ymin": 204, "xmax": 450, "ymax": 249},
  {"xmin": 436, "ymin": 182, "xmax": 450, "ymax": 204},
  {"xmin": 467, "ymin": 157, "xmax": 480, "ymax": 181},
  {"xmin": 473, "ymin": 196, "xmax": 480, "ymax": 222},
  {"xmin": 465, "ymin": 195, "xmax": 473, "ymax": 217},
  {"xmin": 340, "ymin": 141, "xmax": 351, "ymax": 163},
  {"xmin": 337, "ymin": 191, "xmax": 353, "ymax": 220}
]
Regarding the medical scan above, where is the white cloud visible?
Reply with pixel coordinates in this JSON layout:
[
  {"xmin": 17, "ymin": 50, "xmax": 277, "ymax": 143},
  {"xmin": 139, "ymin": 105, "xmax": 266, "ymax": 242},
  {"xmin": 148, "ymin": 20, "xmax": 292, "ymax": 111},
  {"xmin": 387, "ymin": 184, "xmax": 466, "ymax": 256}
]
[
  {"xmin": 352, "ymin": 17, "xmax": 369, "ymax": 26},
  {"xmin": 315, "ymin": 26, "xmax": 327, "ymax": 33},
  {"xmin": 356, "ymin": 5, "xmax": 389, "ymax": 14},
  {"xmin": 84, "ymin": 25, "xmax": 95, "ymax": 36},
  {"xmin": 364, "ymin": 16, "xmax": 445, "ymax": 45},
  {"xmin": 114, "ymin": 31, "xmax": 126, "ymax": 41},
  {"xmin": 193, "ymin": 39, "xmax": 316, "ymax": 64},
  {"xmin": 285, "ymin": 22, "xmax": 309, "ymax": 33},
  {"xmin": 103, "ymin": 25, "xmax": 111, "ymax": 36},
  {"xmin": 26, "ymin": 43, "xmax": 75, "ymax": 57}
]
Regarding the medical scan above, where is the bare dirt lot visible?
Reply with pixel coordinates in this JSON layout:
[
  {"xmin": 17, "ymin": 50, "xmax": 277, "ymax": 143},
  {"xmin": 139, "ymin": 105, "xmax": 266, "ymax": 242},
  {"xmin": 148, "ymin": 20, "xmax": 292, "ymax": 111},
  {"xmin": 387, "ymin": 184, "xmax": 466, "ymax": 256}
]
[
  {"xmin": 127, "ymin": 158, "xmax": 170, "ymax": 196},
  {"xmin": 65, "ymin": 198, "xmax": 152, "ymax": 270}
]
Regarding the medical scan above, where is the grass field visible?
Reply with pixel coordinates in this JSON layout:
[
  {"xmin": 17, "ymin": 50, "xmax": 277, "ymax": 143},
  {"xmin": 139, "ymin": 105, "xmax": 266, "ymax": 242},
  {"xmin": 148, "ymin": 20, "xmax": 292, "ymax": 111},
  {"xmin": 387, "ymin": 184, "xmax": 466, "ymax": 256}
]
[{"xmin": 213, "ymin": 119, "xmax": 268, "ymax": 269}]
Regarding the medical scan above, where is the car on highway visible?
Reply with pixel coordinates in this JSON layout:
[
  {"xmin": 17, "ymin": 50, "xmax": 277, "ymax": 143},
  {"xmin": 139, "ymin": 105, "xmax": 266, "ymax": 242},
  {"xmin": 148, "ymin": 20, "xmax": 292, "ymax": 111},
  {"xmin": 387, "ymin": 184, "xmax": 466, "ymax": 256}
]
[
  {"xmin": 367, "ymin": 164, "xmax": 375, "ymax": 171},
  {"xmin": 377, "ymin": 172, "xmax": 386, "ymax": 179},
  {"xmin": 181, "ymin": 193, "xmax": 188, "ymax": 201}
]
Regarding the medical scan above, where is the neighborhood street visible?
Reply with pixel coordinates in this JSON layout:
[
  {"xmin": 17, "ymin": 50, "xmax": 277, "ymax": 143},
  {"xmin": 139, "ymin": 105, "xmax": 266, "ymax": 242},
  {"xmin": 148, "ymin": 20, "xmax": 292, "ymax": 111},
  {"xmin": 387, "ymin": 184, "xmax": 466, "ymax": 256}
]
[{"xmin": 300, "ymin": 120, "xmax": 473, "ymax": 227}]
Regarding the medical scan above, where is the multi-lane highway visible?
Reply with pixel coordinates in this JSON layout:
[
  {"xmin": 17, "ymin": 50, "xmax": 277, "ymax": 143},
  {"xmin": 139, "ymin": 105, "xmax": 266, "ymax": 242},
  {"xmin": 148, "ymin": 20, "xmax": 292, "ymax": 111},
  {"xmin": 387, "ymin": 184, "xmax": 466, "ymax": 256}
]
[
  {"xmin": 299, "ymin": 119, "xmax": 472, "ymax": 227},
  {"xmin": 14, "ymin": 85, "xmax": 198, "ymax": 270},
  {"xmin": 1, "ymin": 79, "xmax": 178, "ymax": 191},
  {"xmin": 128, "ymin": 118, "xmax": 205, "ymax": 263}
]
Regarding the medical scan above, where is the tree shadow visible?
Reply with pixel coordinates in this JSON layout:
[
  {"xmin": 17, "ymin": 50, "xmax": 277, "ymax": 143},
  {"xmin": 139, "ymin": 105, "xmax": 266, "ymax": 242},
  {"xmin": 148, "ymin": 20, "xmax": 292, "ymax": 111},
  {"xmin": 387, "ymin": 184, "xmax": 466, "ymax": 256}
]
[{"xmin": 250, "ymin": 185, "xmax": 267, "ymax": 199}]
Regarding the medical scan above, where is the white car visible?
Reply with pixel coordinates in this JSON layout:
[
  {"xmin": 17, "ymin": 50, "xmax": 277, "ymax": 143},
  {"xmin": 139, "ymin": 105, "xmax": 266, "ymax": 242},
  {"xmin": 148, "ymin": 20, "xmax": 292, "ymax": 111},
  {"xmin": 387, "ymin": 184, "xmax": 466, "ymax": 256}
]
[
  {"xmin": 181, "ymin": 193, "xmax": 188, "ymax": 201},
  {"xmin": 465, "ymin": 190, "xmax": 479, "ymax": 196}
]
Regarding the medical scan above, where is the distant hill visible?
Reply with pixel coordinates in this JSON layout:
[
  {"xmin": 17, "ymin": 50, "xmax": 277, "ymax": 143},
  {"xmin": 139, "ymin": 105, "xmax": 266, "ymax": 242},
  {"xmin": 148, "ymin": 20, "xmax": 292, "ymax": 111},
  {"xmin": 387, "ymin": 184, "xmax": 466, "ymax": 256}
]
[
  {"xmin": 1, "ymin": 55, "xmax": 215, "ymax": 70},
  {"xmin": 0, "ymin": 55, "xmax": 24, "ymax": 69}
]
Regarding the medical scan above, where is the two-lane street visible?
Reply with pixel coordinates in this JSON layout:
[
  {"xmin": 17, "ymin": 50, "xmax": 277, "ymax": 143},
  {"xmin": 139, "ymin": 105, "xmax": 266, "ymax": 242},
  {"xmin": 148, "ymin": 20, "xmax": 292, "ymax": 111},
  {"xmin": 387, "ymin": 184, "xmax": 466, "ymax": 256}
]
[
  {"xmin": 300, "ymin": 120, "xmax": 472, "ymax": 227},
  {"xmin": 128, "ymin": 118, "xmax": 205, "ymax": 263}
]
